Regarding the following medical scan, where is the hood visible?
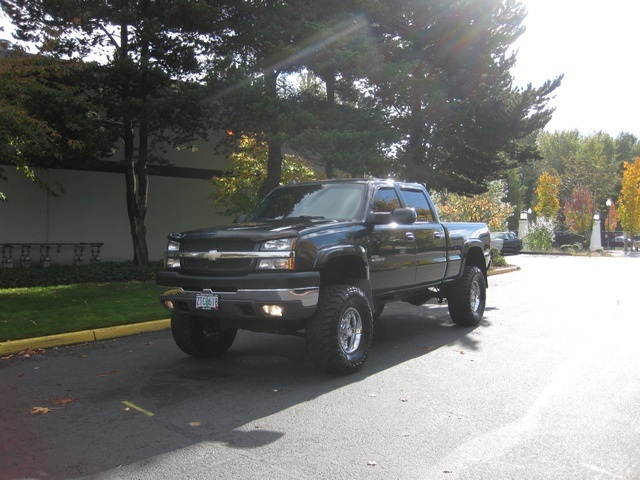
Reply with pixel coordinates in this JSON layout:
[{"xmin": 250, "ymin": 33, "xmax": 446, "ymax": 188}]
[{"xmin": 172, "ymin": 217, "xmax": 345, "ymax": 242}]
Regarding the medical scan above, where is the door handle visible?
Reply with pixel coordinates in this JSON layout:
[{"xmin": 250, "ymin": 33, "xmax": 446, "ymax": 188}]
[
  {"xmin": 406, "ymin": 232, "xmax": 415, "ymax": 241},
  {"xmin": 433, "ymin": 231, "xmax": 443, "ymax": 239}
]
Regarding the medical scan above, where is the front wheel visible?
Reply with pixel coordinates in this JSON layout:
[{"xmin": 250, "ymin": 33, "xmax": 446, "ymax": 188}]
[
  {"xmin": 171, "ymin": 312, "xmax": 237, "ymax": 358},
  {"xmin": 447, "ymin": 266, "xmax": 486, "ymax": 326},
  {"xmin": 305, "ymin": 285, "xmax": 373, "ymax": 375}
]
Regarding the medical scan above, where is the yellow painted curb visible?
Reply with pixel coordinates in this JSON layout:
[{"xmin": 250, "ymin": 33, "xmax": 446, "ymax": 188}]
[{"xmin": 0, "ymin": 319, "xmax": 170, "ymax": 356}]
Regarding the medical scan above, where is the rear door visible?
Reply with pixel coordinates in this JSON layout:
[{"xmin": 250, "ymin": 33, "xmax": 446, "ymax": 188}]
[
  {"xmin": 367, "ymin": 186, "xmax": 417, "ymax": 292},
  {"xmin": 399, "ymin": 187, "xmax": 447, "ymax": 284}
]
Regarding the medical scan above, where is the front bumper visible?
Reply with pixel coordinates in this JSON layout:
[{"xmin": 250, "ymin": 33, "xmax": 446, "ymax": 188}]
[{"xmin": 156, "ymin": 270, "xmax": 320, "ymax": 321}]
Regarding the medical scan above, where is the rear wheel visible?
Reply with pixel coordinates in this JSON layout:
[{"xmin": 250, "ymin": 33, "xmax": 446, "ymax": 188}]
[
  {"xmin": 171, "ymin": 312, "xmax": 237, "ymax": 358},
  {"xmin": 305, "ymin": 285, "xmax": 373, "ymax": 375},
  {"xmin": 447, "ymin": 266, "xmax": 486, "ymax": 326}
]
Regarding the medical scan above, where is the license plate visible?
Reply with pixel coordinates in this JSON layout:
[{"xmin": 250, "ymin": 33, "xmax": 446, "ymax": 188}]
[{"xmin": 195, "ymin": 293, "xmax": 219, "ymax": 310}]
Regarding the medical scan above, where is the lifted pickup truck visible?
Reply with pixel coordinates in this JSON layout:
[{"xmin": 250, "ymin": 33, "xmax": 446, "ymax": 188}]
[{"xmin": 157, "ymin": 179, "xmax": 491, "ymax": 374}]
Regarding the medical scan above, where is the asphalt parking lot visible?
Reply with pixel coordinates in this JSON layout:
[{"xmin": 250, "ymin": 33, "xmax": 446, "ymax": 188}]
[{"xmin": 1, "ymin": 254, "xmax": 639, "ymax": 480}]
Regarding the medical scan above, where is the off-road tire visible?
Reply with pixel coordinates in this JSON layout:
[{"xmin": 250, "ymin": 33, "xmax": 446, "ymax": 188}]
[
  {"xmin": 305, "ymin": 285, "xmax": 373, "ymax": 375},
  {"xmin": 171, "ymin": 312, "xmax": 237, "ymax": 358},
  {"xmin": 447, "ymin": 266, "xmax": 486, "ymax": 326}
]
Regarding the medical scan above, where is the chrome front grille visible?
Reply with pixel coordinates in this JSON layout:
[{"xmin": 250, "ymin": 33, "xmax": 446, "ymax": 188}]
[{"xmin": 181, "ymin": 239, "xmax": 256, "ymax": 273}]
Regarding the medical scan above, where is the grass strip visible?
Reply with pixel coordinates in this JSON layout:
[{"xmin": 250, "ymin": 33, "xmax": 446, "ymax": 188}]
[{"xmin": 0, "ymin": 281, "xmax": 167, "ymax": 342}]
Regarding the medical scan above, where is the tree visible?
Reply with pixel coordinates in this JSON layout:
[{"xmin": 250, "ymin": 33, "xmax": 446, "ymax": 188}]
[
  {"xmin": 0, "ymin": 52, "xmax": 116, "ymax": 201},
  {"xmin": 562, "ymin": 132, "xmax": 618, "ymax": 210},
  {"xmin": 432, "ymin": 180, "xmax": 513, "ymax": 231},
  {"xmin": 534, "ymin": 171, "xmax": 561, "ymax": 220},
  {"xmin": 2, "ymin": 0, "xmax": 222, "ymax": 264},
  {"xmin": 367, "ymin": 0, "xmax": 561, "ymax": 194},
  {"xmin": 210, "ymin": 134, "xmax": 317, "ymax": 216},
  {"xmin": 619, "ymin": 157, "xmax": 640, "ymax": 241},
  {"xmin": 563, "ymin": 185, "xmax": 594, "ymax": 240}
]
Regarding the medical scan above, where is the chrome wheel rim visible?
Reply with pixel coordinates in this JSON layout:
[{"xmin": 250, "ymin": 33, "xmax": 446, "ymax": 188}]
[
  {"xmin": 470, "ymin": 279, "xmax": 482, "ymax": 313},
  {"xmin": 339, "ymin": 307, "xmax": 362, "ymax": 354}
]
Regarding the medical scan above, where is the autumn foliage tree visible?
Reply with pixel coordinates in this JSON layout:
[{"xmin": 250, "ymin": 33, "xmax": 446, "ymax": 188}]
[
  {"xmin": 619, "ymin": 157, "xmax": 640, "ymax": 239},
  {"xmin": 210, "ymin": 135, "xmax": 317, "ymax": 217},
  {"xmin": 534, "ymin": 171, "xmax": 561, "ymax": 220},
  {"xmin": 432, "ymin": 181, "xmax": 513, "ymax": 231},
  {"xmin": 563, "ymin": 185, "xmax": 594, "ymax": 239}
]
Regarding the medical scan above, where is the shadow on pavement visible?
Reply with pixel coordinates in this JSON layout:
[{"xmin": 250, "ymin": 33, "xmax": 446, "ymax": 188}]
[{"xmin": 0, "ymin": 300, "xmax": 483, "ymax": 479}]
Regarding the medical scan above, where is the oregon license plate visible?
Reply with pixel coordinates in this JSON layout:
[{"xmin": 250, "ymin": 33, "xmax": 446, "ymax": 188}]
[{"xmin": 195, "ymin": 293, "xmax": 219, "ymax": 310}]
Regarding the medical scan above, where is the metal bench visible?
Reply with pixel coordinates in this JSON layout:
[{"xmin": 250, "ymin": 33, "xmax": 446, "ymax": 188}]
[{"xmin": 1, "ymin": 243, "xmax": 104, "ymax": 268}]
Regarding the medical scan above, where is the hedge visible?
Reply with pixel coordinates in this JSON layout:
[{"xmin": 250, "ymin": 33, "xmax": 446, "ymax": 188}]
[{"xmin": 0, "ymin": 262, "xmax": 162, "ymax": 289}]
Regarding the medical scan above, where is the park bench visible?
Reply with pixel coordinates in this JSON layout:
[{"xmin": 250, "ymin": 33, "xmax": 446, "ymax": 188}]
[{"xmin": 1, "ymin": 243, "xmax": 104, "ymax": 268}]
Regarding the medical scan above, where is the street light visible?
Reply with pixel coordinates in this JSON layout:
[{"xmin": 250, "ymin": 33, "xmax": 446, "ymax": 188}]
[{"xmin": 606, "ymin": 198, "xmax": 612, "ymax": 249}]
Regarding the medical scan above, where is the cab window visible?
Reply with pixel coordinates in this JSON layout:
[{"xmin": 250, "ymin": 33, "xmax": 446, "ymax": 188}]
[
  {"xmin": 401, "ymin": 189, "xmax": 436, "ymax": 222},
  {"xmin": 372, "ymin": 187, "xmax": 401, "ymax": 213}
]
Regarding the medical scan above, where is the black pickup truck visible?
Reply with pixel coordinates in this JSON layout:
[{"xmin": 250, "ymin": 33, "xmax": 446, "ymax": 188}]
[{"xmin": 157, "ymin": 179, "xmax": 491, "ymax": 374}]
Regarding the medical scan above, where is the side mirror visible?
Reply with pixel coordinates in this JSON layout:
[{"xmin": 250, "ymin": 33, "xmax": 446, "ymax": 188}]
[
  {"xmin": 392, "ymin": 207, "xmax": 417, "ymax": 225},
  {"xmin": 233, "ymin": 214, "xmax": 248, "ymax": 223},
  {"xmin": 367, "ymin": 211, "xmax": 392, "ymax": 224},
  {"xmin": 367, "ymin": 208, "xmax": 417, "ymax": 225}
]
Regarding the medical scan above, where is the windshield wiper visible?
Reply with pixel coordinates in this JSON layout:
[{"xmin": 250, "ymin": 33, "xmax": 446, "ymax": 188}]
[{"xmin": 290, "ymin": 215, "xmax": 326, "ymax": 220}]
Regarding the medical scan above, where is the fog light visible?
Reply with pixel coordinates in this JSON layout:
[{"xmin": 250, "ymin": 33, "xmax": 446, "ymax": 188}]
[
  {"xmin": 162, "ymin": 300, "xmax": 175, "ymax": 311},
  {"xmin": 166, "ymin": 258, "xmax": 181, "ymax": 269},
  {"xmin": 262, "ymin": 305, "xmax": 283, "ymax": 316}
]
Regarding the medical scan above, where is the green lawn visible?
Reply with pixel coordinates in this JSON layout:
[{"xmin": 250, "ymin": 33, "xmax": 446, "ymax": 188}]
[{"xmin": 0, "ymin": 281, "xmax": 168, "ymax": 342}]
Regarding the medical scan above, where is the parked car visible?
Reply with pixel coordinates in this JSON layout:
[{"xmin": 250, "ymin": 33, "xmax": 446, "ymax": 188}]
[
  {"xmin": 615, "ymin": 234, "xmax": 640, "ymax": 250},
  {"xmin": 491, "ymin": 231, "xmax": 522, "ymax": 254}
]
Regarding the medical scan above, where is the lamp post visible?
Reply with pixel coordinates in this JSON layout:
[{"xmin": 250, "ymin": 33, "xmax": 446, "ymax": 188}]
[{"xmin": 606, "ymin": 198, "xmax": 612, "ymax": 250}]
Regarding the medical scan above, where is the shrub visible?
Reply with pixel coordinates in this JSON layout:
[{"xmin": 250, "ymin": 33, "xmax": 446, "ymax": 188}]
[
  {"xmin": 490, "ymin": 247, "xmax": 507, "ymax": 267},
  {"xmin": 524, "ymin": 217, "xmax": 555, "ymax": 252},
  {"xmin": 0, "ymin": 262, "xmax": 162, "ymax": 289}
]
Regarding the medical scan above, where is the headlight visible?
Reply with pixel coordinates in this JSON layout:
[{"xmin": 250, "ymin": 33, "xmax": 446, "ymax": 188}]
[
  {"xmin": 165, "ymin": 240, "xmax": 181, "ymax": 268},
  {"xmin": 257, "ymin": 237, "xmax": 296, "ymax": 270},
  {"xmin": 257, "ymin": 258, "xmax": 295, "ymax": 270},
  {"xmin": 261, "ymin": 238, "xmax": 295, "ymax": 251}
]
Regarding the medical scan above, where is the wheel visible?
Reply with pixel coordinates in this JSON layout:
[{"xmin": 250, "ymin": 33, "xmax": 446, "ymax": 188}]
[
  {"xmin": 447, "ymin": 266, "xmax": 486, "ymax": 326},
  {"xmin": 171, "ymin": 312, "xmax": 237, "ymax": 358},
  {"xmin": 305, "ymin": 285, "xmax": 373, "ymax": 375}
]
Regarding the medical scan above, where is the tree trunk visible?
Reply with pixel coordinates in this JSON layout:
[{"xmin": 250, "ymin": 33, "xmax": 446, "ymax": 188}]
[
  {"xmin": 123, "ymin": 124, "xmax": 150, "ymax": 266},
  {"xmin": 325, "ymin": 74, "xmax": 336, "ymax": 179},
  {"xmin": 258, "ymin": 69, "xmax": 283, "ymax": 199},
  {"xmin": 121, "ymin": 21, "xmax": 149, "ymax": 265}
]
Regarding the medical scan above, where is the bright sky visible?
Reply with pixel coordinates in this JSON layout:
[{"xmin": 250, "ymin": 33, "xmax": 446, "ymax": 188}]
[
  {"xmin": 2, "ymin": 2, "xmax": 639, "ymax": 138},
  {"xmin": 511, "ymin": 0, "xmax": 640, "ymax": 138}
]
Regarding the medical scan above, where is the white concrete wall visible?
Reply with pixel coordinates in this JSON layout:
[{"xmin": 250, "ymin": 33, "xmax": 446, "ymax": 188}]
[{"xmin": 1, "ymin": 167, "xmax": 232, "ymax": 265}]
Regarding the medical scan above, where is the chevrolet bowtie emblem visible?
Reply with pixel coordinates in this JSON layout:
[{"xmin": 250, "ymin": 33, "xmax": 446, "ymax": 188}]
[{"xmin": 204, "ymin": 250, "xmax": 221, "ymax": 260}]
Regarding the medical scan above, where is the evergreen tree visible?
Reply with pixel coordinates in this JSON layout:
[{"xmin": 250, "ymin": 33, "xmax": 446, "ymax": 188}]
[{"xmin": 366, "ymin": 0, "xmax": 561, "ymax": 194}]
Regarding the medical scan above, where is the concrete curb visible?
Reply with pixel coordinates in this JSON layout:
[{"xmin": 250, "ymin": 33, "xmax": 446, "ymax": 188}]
[
  {"xmin": 0, "ymin": 319, "xmax": 170, "ymax": 356},
  {"xmin": 1, "ymin": 265, "xmax": 521, "ymax": 356},
  {"xmin": 488, "ymin": 265, "xmax": 520, "ymax": 275}
]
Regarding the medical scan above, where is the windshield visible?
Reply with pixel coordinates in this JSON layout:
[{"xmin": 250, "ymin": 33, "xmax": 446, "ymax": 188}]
[{"xmin": 247, "ymin": 183, "xmax": 366, "ymax": 222}]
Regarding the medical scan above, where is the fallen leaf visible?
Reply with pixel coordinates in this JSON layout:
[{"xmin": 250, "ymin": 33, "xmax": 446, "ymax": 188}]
[
  {"xmin": 400, "ymin": 398, "xmax": 408, "ymax": 402},
  {"xmin": 98, "ymin": 370, "xmax": 120, "ymax": 376},
  {"xmin": 189, "ymin": 422, "xmax": 201, "ymax": 427},
  {"xmin": 52, "ymin": 397, "xmax": 75, "ymax": 406},
  {"xmin": 19, "ymin": 348, "xmax": 45, "ymax": 357},
  {"xmin": 30, "ymin": 407, "xmax": 52, "ymax": 415},
  {"xmin": 1, "ymin": 354, "xmax": 15, "ymax": 360}
]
